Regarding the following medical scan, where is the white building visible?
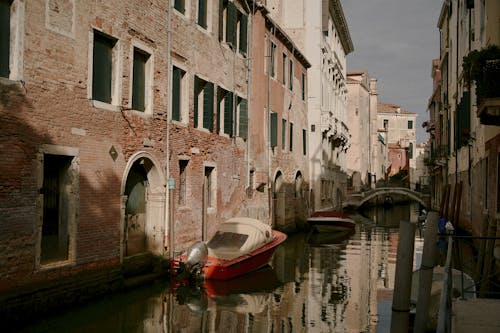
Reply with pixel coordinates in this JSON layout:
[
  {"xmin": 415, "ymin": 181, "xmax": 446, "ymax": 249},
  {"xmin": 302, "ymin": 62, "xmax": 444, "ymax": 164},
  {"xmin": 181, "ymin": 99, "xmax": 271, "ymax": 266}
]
[
  {"xmin": 266, "ymin": 0, "xmax": 354, "ymax": 211},
  {"xmin": 346, "ymin": 71, "xmax": 379, "ymax": 190}
]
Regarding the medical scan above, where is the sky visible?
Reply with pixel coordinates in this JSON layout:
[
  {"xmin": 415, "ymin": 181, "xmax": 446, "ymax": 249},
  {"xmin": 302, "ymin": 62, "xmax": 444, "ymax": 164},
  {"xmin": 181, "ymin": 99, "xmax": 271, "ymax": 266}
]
[{"xmin": 341, "ymin": 0, "xmax": 444, "ymax": 144}]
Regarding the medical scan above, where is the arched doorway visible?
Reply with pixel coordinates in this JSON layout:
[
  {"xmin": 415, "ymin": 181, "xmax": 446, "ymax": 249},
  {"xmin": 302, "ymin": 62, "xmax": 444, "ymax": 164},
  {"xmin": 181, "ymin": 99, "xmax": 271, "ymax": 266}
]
[
  {"xmin": 295, "ymin": 171, "xmax": 306, "ymax": 222},
  {"xmin": 122, "ymin": 154, "xmax": 165, "ymax": 257},
  {"xmin": 273, "ymin": 171, "xmax": 285, "ymax": 228}
]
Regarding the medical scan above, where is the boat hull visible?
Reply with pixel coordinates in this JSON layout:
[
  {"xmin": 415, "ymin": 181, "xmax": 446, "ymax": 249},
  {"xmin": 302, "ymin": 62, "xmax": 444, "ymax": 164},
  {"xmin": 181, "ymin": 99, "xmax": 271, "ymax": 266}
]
[
  {"xmin": 202, "ymin": 230, "xmax": 287, "ymax": 280},
  {"xmin": 307, "ymin": 210, "xmax": 355, "ymax": 233}
]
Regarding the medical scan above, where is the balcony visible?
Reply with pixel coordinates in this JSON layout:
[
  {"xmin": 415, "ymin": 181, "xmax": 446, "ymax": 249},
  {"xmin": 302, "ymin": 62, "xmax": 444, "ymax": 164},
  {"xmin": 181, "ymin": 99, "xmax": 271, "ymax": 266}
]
[{"xmin": 463, "ymin": 46, "xmax": 500, "ymax": 125}]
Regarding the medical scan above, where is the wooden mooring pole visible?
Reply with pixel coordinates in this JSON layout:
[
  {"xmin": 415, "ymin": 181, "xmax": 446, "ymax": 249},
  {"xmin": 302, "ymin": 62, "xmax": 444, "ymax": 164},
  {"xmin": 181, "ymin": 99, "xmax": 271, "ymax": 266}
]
[
  {"xmin": 391, "ymin": 220, "xmax": 416, "ymax": 333},
  {"xmin": 414, "ymin": 211, "xmax": 439, "ymax": 333}
]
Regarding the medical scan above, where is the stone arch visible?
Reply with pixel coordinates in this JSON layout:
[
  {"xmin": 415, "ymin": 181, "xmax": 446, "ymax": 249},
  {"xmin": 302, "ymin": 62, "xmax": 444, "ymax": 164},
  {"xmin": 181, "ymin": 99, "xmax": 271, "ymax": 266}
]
[
  {"xmin": 359, "ymin": 188, "xmax": 427, "ymax": 208},
  {"xmin": 121, "ymin": 152, "xmax": 165, "ymax": 257}
]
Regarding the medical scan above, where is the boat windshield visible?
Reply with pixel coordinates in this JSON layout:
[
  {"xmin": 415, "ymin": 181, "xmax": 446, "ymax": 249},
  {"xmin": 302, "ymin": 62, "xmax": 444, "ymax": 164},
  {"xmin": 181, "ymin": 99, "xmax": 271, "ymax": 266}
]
[{"xmin": 207, "ymin": 231, "xmax": 249, "ymax": 250}]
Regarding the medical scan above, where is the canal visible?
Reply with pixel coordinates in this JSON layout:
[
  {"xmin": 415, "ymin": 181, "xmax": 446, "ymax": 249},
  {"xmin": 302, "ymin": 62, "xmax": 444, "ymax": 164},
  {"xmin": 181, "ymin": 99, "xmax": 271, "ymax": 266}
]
[{"xmin": 19, "ymin": 203, "xmax": 424, "ymax": 333}]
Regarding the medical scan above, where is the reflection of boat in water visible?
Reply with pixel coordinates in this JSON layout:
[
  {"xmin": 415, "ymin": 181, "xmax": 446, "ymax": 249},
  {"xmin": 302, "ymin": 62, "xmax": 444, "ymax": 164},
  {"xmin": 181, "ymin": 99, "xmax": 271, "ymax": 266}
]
[
  {"xmin": 307, "ymin": 210, "xmax": 356, "ymax": 233},
  {"xmin": 176, "ymin": 266, "xmax": 282, "ymax": 314},
  {"xmin": 410, "ymin": 266, "xmax": 476, "ymax": 329},
  {"xmin": 308, "ymin": 228, "xmax": 355, "ymax": 247},
  {"xmin": 204, "ymin": 265, "xmax": 282, "ymax": 296},
  {"xmin": 171, "ymin": 217, "xmax": 287, "ymax": 280}
]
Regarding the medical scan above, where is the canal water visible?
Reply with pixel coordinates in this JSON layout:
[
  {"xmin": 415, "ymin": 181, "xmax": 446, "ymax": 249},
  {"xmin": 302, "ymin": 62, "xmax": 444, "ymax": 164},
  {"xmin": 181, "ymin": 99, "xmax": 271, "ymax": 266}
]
[{"xmin": 19, "ymin": 203, "xmax": 424, "ymax": 333}]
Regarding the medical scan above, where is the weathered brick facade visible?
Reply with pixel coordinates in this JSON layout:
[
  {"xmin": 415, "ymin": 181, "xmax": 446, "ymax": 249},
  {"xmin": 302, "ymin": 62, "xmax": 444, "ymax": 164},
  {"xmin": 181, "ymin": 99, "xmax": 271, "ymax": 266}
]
[{"xmin": 0, "ymin": 0, "xmax": 312, "ymax": 321}]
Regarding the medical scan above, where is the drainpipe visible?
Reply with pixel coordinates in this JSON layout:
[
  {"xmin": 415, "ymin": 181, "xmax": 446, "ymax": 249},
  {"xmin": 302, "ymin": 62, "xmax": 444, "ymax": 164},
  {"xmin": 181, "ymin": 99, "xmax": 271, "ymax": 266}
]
[
  {"xmin": 268, "ymin": 23, "xmax": 275, "ymax": 225},
  {"xmin": 166, "ymin": 1, "xmax": 173, "ymax": 260},
  {"xmin": 242, "ymin": 0, "xmax": 253, "ymax": 194}
]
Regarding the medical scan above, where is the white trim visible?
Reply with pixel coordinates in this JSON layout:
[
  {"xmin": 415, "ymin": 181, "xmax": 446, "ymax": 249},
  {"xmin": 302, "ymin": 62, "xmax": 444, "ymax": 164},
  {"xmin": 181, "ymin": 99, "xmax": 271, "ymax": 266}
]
[
  {"xmin": 129, "ymin": 40, "xmax": 154, "ymax": 115},
  {"xmin": 9, "ymin": 0, "xmax": 24, "ymax": 81}
]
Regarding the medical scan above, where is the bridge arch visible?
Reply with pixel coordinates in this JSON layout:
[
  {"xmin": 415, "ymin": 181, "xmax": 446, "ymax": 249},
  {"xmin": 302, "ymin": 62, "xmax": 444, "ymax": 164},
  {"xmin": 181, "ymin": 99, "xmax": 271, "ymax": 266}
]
[{"xmin": 351, "ymin": 187, "xmax": 427, "ymax": 209}]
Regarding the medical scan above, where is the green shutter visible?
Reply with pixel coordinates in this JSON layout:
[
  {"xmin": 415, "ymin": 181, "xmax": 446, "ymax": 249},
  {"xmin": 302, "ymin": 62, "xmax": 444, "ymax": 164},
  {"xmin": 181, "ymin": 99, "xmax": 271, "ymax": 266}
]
[
  {"xmin": 203, "ymin": 82, "xmax": 214, "ymax": 131},
  {"xmin": 172, "ymin": 67, "xmax": 181, "ymax": 121},
  {"xmin": 194, "ymin": 76, "xmax": 200, "ymax": 128},
  {"xmin": 282, "ymin": 119, "xmax": 286, "ymax": 148},
  {"xmin": 92, "ymin": 32, "xmax": 113, "ymax": 103},
  {"xmin": 174, "ymin": 0, "xmax": 185, "ymax": 14},
  {"xmin": 224, "ymin": 92, "xmax": 233, "ymax": 136},
  {"xmin": 239, "ymin": 98, "xmax": 248, "ymax": 140},
  {"xmin": 270, "ymin": 112, "xmax": 277, "ymax": 148},
  {"xmin": 198, "ymin": 0, "xmax": 207, "ymax": 29},
  {"xmin": 289, "ymin": 60, "xmax": 293, "ymax": 90},
  {"xmin": 239, "ymin": 14, "xmax": 248, "ymax": 55},
  {"xmin": 216, "ymin": 87, "xmax": 222, "ymax": 133},
  {"xmin": 289, "ymin": 123, "xmax": 293, "ymax": 151},
  {"xmin": 132, "ymin": 49, "xmax": 147, "ymax": 112},
  {"xmin": 0, "ymin": 0, "xmax": 10, "ymax": 78},
  {"xmin": 226, "ymin": 2, "xmax": 236, "ymax": 47},
  {"xmin": 218, "ymin": 0, "xmax": 224, "ymax": 41},
  {"xmin": 302, "ymin": 129, "xmax": 307, "ymax": 155}
]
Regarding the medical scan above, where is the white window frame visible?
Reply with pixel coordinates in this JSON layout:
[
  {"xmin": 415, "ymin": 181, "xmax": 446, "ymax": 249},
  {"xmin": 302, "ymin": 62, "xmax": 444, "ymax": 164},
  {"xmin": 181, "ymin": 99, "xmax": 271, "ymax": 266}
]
[
  {"xmin": 196, "ymin": 0, "xmax": 213, "ymax": 32},
  {"xmin": 2, "ymin": 0, "xmax": 24, "ymax": 81}
]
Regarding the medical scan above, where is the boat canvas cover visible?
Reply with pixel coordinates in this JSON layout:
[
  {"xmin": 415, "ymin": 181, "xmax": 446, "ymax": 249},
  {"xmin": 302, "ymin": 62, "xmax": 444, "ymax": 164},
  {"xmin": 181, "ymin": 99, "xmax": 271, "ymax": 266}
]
[{"xmin": 207, "ymin": 217, "xmax": 273, "ymax": 260}]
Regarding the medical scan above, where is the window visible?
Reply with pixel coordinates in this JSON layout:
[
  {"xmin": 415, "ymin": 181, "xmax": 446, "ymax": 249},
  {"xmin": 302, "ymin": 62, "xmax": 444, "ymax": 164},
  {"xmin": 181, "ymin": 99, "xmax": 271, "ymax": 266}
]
[
  {"xmin": 172, "ymin": 65, "xmax": 187, "ymax": 122},
  {"xmin": 301, "ymin": 72, "xmax": 306, "ymax": 100},
  {"xmin": 132, "ymin": 48, "xmax": 150, "ymax": 112},
  {"xmin": 217, "ymin": 87, "xmax": 233, "ymax": 136},
  {"xmin": 289, "ymin": 59, "xmax": 293, "ymax": 90},
  {"xmin": 197, "ymin": 0, "xmax": 208, "ymax": 29},
  {"xmin": 408, "ymin": 142, "xmax": 413, "ymax": 159},
  {"xmin": 282, "ymin": 118, "xmax": 287, "ymax": 150},
  {"xmin": 204, "ymin": 166, "xmax": 214, "ymax": 207},
  {"xmin": 408, "ymin": 120, "xmax": 413, "ymax": 129},
  {"xmin": 237, "ymin": 10, "xmax": 247, "ymax": 55},
  {"xmin": 270, "ymin": 112, "xmax": 278, "ymax": 148},
  {"xmin": 289, "ymin": 122, "xmax": 294, "ymax": 151},
  {"xmin": 282, "ymin": 53, "xmax": 287, "ymax": 85},
  {"xmin": 174, "ymin": 0, "xmax": 185, "ymax": 14},
  {"xmin": 92, "ymin": 31, "xmax": 117, "ymax": 104},
  {"xmin": 0, "ymin": 0, "xmax": 10, "ymax": 78},
  {"xmin": 179, "ymin": 159, "xmax": 188, "ymax": 206},
  {"xmin": 237, "ymin": 96, "xmax": 248, "ymax": 140},
  {"xmin": 270, "ymin": 41, "xmax": 277, "ymax": 78},
  {"xmin": 302, "ymin": 129, "xmax": 307, "ymax": 155},
  {"xmin": 220, "ymin": 0, "xmax": 246, "ymax": 55},
  {"xmin": 383, "ymin": 119, "xmax": 388, "ymax": 130},
  {"xmin": 194, "ymin": 76, "xmax": 214, "ymax": 131}
]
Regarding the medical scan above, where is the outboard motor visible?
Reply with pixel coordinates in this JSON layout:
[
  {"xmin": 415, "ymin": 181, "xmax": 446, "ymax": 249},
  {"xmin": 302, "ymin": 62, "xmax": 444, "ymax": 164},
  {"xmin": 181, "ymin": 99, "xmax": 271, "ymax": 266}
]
[{"xmin": 185, "ymin": 241, "xmax": 208, "ymax": 276}]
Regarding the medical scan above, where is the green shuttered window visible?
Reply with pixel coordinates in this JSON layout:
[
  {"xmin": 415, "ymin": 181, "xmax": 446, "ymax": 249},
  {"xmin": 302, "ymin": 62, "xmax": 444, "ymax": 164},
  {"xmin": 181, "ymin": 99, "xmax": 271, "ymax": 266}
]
[
  {"xmin": 203, "ymin": 82, "xmax": 214, "ymax": 131},
  {"xmin": 289, "ymin": 123, "xmax": 293, "ymax": 151},
  {"xmin": 174, "ymin": 0, "xmax": 185, "ymax": 14},
  {"xmin": 239, "ymin": 13, "xmax": 247, "ymax": 55},
  {"xmin": 302, "ymin": 129, "xmax": 307, "ymax": 155},
  {"xmin": 224, "ymin": 91, "xmax": 233, "ymax": 136},
  {"xmin": 198, "ymin": 0, "xmax": 207, "ymax": 29},
  {"xmin": 92, "ymin": 32, "xmax": 115, "ymax": 103},
  {"xmin": 270, "ymin": 112, "xmax": 277, "ymax": 148},
  {"xmin": 132, "ymin": 49, "xmax": 148, "ymax": 112},
  {"xmin": 226, "ymin": 1, "xmax": 236, "ymax": 47},
  {"xmin": 238, "ymin": 98, "xmax": 248, "ymax": 140},
  {"xmin": 172, "ymin": 66, "xmax": 184, "ymax": 121}
]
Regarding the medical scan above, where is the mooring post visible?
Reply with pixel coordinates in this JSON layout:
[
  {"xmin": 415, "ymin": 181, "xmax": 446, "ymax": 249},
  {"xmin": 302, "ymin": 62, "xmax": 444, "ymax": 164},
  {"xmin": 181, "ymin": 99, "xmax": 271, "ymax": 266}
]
[
  {"xmin": 391, "ymin": 220, "xmax": 416, "ymax": 333},
  {"xmin": 414, "ymin": 211, "xmax": 439, "ymax": 333}
]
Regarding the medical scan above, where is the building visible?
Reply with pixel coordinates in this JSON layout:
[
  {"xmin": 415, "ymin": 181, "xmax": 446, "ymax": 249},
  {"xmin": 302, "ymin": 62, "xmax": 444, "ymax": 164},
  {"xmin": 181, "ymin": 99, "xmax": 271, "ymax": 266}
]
[
  {"xmin": 266, "ymin": 0, "xmax": 354, "ymax": 211},
  {"xmin": 1, "ymin": 0, "xmax": 172, "ymax": 318},
  {"xmin": 377, "ymin": 103, "xmax": 417, "ymax": 186},
  {"xmin": 429, "ymin": 0, "xmax": 500, "ymax": 236},
  {"xmin": 346, "ymin": 71, "xmax": 379, "ymax": 191},
  {"xmin": 244, "ymin": 3, "xmax": 311, "ymax": 231},
  {"xmin": 168, "ymin": 0, "xmax": 250, "ymax": 249}
]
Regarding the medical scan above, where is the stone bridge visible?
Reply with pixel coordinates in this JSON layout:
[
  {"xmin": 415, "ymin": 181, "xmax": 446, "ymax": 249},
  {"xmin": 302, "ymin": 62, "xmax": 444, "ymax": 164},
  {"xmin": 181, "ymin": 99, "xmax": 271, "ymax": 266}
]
[{"xmin": 343, "ymin": 187, "xmax": 430, "ymax": 209}]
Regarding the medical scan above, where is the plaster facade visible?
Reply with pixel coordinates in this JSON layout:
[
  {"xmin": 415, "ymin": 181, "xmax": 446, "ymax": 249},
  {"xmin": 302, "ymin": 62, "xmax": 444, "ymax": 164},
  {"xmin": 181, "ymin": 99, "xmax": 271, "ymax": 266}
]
[{"xmin": 266, "ymin": 0, "xmax": 354, "ymax": 211}]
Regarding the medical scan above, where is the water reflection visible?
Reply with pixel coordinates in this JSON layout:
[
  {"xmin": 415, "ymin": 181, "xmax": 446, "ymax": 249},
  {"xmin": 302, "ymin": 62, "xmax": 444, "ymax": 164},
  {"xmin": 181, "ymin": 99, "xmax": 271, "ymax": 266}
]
[{"xmin": 20, "ymin": 203, "xmax": 424, "ymax": 333}]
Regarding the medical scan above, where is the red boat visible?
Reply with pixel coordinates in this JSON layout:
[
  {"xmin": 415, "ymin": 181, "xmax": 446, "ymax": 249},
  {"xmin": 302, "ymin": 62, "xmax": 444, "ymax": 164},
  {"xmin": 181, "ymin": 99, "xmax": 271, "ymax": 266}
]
[
  {"xmin": 307, "ymin": 210, "xmax": 356, "ymax": 233},
  {"xmin": 172, "ymin": 217, "xmax": 287, "ymax": 281}
]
